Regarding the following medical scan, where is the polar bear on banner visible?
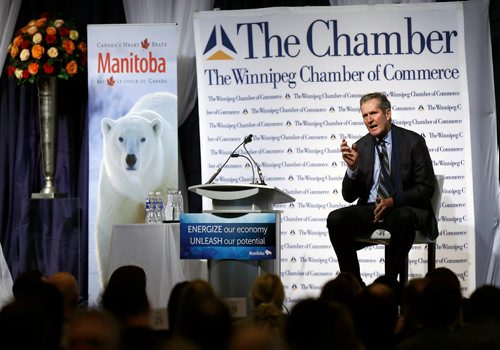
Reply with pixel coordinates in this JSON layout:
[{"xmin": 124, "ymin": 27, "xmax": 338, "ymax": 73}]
[{"xmin": 96, "ymin": 92, "xmax": 177, "ymax": 284}]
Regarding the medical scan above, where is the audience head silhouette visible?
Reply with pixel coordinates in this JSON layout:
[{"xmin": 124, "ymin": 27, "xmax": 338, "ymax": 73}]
[
  {"xmin": 285, "ymin": 297, "xmax": 359, "ymax": 350},
  {"xmin": 353, "ymin": 281, "xmax": 398, "ymax": 350},
  {"xmin": 174, "ymin": 279, "xmax": 233, "ymax": 350},
  {"xmin": 1, "ymin": 271, "xmax": 64, "ymax": 350},
  {"xmin": 467, "ymin": 284, "xmax": 500, "ymax": 321},
  {"xmin": 167, "ymin": 281, "xmax": 189, "ymax": 333},
  {"xmin": 319, "ymin": 272, "xmax": 362, "ymax": 310},
  {"xmin": 101, "ymin": 265, "xmax": 150, "ymax": 326},
  {"xmin": 12, "ymin": 269, "xmax": 45, "ymax": 300},
  {"xmin": 395, "ymin": 277, "xmax": 427, "ymax": 340},
  {"xmin": 47, "ymin": 271, "xmax": 79, "ymax": 319},
  {"xmin": 63, "ymin": 309, "xmax": 121, "ymax": 350},
  {"xmin": 422, "ymin": 267, "xmax": 462, "ymax": 328}
]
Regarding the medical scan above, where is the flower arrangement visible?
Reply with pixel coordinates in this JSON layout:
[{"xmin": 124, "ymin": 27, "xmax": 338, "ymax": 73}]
[{"xmin": 6, "ymin": 12, "xmax": 87, "ymax": 85}]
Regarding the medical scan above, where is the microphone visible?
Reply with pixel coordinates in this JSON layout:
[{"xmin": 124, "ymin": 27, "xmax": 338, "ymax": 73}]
[
  {"xmin": 244, "ymin": 134, "xmax": 253, "ymax": 144},
  {"xmin": 205, "ymin": 134, "xmax": 253, "ymax": 184}
]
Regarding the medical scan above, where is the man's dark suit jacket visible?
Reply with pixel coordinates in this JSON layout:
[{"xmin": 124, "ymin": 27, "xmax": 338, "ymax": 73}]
[{"xmin": 341, "ymin": 124, "xmax": 438, "ymax": 239}]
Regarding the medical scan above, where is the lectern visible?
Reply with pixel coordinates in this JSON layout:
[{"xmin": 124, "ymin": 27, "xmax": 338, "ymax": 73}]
[{"xmin": 188, "ymin": 183, "xmax": 294, "ymax": 317}]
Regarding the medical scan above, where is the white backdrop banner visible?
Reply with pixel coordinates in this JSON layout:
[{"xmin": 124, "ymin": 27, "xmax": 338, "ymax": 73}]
[
  {"xmin": 194, "ymin": 2, "xmax": 475, "ymax": 304},
  {"xmin": 87, "ymin": 24, "xmax": 178, "ymax": 302}
]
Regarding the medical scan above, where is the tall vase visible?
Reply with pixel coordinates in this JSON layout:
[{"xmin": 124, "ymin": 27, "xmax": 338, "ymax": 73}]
[{"xmin": 32, "ymin": 76, "xmax": 64, "ymax": 199}]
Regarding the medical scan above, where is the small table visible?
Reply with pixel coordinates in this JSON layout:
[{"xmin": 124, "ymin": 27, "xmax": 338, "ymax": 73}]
[{"xmin": 107, "ymin": 223, "xmax": 207, "ymax": 328}]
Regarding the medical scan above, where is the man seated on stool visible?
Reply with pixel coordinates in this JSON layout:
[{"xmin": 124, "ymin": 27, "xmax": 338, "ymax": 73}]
[{"xmin": 326, "ymin": 92, "xmax": 438, "ymax": 285}]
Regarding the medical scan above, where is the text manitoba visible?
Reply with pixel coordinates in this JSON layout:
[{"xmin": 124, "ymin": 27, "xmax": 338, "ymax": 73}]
[{"xmin": 97, "ymin": 52, "xmax": 167, "ymax": 73}]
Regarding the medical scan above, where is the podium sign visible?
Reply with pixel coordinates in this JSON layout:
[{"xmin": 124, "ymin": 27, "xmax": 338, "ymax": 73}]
[{"xmin": 180, "ymin": 213, "xmax": 277, "ymax": 260}]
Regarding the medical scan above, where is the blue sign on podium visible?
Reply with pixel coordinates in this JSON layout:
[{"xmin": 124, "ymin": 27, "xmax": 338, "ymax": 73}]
[{"xmin": 180, "ymin": 212, "xmax": 277, "ymax": 260}]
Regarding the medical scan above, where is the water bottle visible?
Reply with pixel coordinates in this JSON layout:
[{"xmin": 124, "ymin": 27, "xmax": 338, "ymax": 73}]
[
  {"xmin": 145, "ymin": 192, "xmax": 155, "ymax": 224},
  {"xmin": 155, "ymin": 192, "xmax": 165, "ymax": 223},
  {"xmin": 150, "ymin": 192, "xmax": 158, "ymax": 223}
]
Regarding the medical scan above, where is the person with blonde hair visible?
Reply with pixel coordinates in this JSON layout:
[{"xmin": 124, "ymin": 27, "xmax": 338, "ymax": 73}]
[
  {"xmin": 235, "ymin": 274, "xmax": 287, "ymax": 341},
  {"xmin": 251, "ymin": 273, "xmax": 286, "ymax": 331}
]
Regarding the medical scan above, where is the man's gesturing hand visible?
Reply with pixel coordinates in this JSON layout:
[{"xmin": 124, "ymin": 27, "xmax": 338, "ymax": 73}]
[{"xmin": 340, "ymin": 139, "xmax": 359, "ymax": 171}]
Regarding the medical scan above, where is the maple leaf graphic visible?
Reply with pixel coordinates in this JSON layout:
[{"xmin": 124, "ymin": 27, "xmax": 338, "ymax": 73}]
[
  {"xmin": 141, "ymin": 38, "xmax": 150, "ymax": 49},
  {"xmin": 107, "ymin": 76, "xmax": 116, "ymax": 86}
]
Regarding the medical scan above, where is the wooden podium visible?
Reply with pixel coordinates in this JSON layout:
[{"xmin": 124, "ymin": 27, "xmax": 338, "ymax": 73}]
[{"xmin": 189, "ymin": 183, "xmax": 294, "ymax": 317}]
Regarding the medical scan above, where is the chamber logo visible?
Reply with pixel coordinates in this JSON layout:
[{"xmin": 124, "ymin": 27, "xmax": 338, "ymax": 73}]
[{"xmin": 203, "ymin": 25, "xmax": 237, "ymax": 60}]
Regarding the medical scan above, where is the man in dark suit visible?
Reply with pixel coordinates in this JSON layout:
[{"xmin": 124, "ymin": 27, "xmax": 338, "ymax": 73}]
[{"xmin": 327, "ymin": 92, "xmax": 437, "ymax": 285}]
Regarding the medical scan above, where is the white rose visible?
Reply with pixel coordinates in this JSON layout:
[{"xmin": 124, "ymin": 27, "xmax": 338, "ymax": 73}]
[
  {"xmin": 33, "ymin": 32, "xmax": 43, "ymax": 44},
  {"xmin": 47, "ymin": 47, "xmax": 59, "ymax": 58},
  {"xmin": 14, "ymin": 68, "xmax": 24, "ymax": 79},
  {"xmin": 69, "ymin": 30, "xmax": 79, "ymax": 41},
  {"xmin": 20, "ymin": 49, "xmax": 30, "ymax": 61},
  {"xmin": 54, "ymin": 19, "xmax": 64, "ymax": 28},
  {"xmin": 27, "ymin": 26, "xmax": 38, "ymax": 35}
]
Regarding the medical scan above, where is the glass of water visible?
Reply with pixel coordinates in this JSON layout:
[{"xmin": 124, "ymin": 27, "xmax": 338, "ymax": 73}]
[
  {"xmin": 164, "ymin": 189, "xmax": 176, "ymax": 221},
  {"xmin": 172, "ymin": 190, "xmax": 184, "ymax": 221}
]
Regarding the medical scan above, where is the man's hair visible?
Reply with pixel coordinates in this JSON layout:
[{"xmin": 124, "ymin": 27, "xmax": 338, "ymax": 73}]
[{"xmin": 360, "ymin": 92, "xmax": 391, "ymax": 111}]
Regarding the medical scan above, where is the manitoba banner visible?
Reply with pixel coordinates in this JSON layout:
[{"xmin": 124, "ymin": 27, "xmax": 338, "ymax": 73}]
[{"xmin": 87, "ymin": 24, "xmax": 178, "ymax": 301}]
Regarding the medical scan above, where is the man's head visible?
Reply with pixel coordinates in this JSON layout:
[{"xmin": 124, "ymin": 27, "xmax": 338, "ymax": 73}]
[
  {"xmin": 64, "ymin": 309, "xmax": 121, "ymax": 350},
  {"xmin": 360, "ymin": 92, "xmax": 392, "ymax": 139}
]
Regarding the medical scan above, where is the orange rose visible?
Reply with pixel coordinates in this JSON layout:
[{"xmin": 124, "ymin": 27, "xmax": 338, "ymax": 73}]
[
  {"xmin": 62, "ymin": 39, "xmax": 75, "ymax": 54},
  {"xmin": 46, "ymin": 26, "xmax": 57, "ymax": 36},
  {"xmin": 10, "ymin": 45, "xmax": 19, "ymax": 58},
  {"xmin": 19, "ymin": 20, "xmax": 35, "ymax": 34},
  {"xmin": 78, "ymin": 42, "xmax": 87, "ymax": 53},
  {"xmin": 13, "ymin": 34, "xmax": 23, "ymax": 47},
  {"xmin": 34, "ymin": 18, "xmax": 47, "ymax": 28},
  {"xmin": 65, "ymin": 61, "xmax": 78, "ymax": 75},
  {"xmin": 28, "ymin": 62, "xmax": 39, "ymax": 75},
  {"xmin": 31, "ymin": 44, "xmax": 44, "ymax": 59}
]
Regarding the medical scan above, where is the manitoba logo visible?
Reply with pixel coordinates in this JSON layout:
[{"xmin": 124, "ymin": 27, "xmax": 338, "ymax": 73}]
[
  {"xmin": 141, "ymin": 38, "xmax": 150, "ymax": 49},
  {"xmin": 203, "ymin": 25, "xmax": 236, "ymax": 60}
]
